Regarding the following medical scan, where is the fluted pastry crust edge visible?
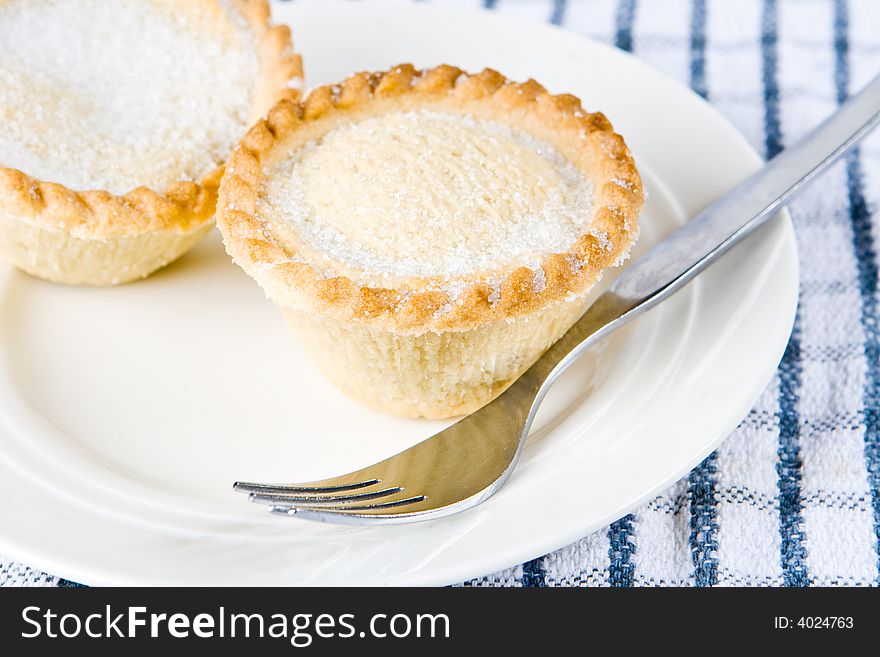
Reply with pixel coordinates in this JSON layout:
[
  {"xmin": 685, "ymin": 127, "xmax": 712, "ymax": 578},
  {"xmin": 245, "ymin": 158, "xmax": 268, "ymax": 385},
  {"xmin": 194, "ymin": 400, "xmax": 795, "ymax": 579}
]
[{"xmin": 218, "ymin": 64, "xmax": 643, "ymax": 334}]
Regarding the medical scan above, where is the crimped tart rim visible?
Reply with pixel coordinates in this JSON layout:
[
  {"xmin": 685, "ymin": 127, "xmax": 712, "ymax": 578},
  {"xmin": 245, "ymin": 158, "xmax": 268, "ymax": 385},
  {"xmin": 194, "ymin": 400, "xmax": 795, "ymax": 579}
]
[
  {"xmin": 0, "ymin": 0, "xmax": 304, "ymax": 240},
  {"xmin": 217, "ymin": 64, "xmax": 643, "ymax": 334}
]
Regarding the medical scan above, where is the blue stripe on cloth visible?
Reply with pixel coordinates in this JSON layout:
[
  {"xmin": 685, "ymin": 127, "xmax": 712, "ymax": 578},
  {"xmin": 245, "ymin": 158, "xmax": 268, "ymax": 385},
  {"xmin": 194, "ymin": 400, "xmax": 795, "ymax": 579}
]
[
  {"xmin": 761, "ymin": 0, "xmax": 784, "ymax": 160},
  {"xmin": 605, "ymin": 0, "xmax": 638, "ymax": 588},
  {"xmin": 549, "ymin": 0, "xmax": 567, "ymax": 26},
  {"xmin": 608, "ymin": 514, "xmax": 636, "ymax": 587},
  {"xmin": 762, "ymin": 0, "xmax": 809, "ymax": 587},
  {"xmin": 521, "ymin": 559, "xmax": 546, "ymax": 587},
  {"xmin": 689, "ymin": 0, "xmax": 708, "ymax": 99},
  {"xmin": 688, "ymin": 454, "xmax": 720, "ymax": 586},
  {"xmin": 614, "ymin": 0, "xmax": 637, "ymax": 53},
  {"xmin": 686, "ymin": 0, "xmax": 720, "ymax": 588},
  {"xmin": 833, "ymin": 0, "xmax": 880, "ymax": 585}
]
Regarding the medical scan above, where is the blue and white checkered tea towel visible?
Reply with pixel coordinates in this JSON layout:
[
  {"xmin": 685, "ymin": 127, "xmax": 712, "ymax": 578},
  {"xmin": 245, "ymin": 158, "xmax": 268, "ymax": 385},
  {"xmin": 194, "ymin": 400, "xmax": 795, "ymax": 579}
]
[{"xmin": 3, "ymin": 0, "xmax": 879, "ymax": 587}]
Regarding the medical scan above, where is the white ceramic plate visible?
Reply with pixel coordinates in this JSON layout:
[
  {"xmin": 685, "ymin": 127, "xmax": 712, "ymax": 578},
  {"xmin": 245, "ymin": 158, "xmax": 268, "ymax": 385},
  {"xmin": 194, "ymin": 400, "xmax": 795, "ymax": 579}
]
[{"xmin": 0, "ymin": 1, "xmax": 797, "ymax": 586}]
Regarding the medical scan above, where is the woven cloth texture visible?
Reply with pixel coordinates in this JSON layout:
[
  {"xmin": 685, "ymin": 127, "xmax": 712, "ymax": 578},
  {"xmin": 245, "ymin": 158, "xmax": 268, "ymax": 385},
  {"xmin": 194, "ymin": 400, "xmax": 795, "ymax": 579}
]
[{"xmin": 2, "ymin": 0, "xmax": 879, "ymax": 587}]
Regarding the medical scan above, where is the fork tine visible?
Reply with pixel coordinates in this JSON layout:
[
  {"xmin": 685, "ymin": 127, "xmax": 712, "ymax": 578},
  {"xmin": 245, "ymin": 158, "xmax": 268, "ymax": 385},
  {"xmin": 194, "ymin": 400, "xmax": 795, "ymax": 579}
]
[
  {"xmin": 235, "ymin": 358, "xmax": 536, "ymax": 524},
  {"xmin": 268, "ymin": 495, "xmax": 427, "ymax": 514},
  {"xmin": 248, "ymin": 486, "xmax": 403, "ymax": 506},
  {"xmin": 233, "ymin": 478, "xmax": 382, "ymax": 495}
]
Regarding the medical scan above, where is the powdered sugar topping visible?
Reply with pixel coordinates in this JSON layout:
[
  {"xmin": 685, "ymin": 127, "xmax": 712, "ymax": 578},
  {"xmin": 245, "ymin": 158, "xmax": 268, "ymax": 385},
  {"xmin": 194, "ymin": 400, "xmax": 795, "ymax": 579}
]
[
  {"xmin": 0, "ymin": 0, "xmax": 259, "ymax": 194},
  {"xmin": 259, "ymin": 111, "xmax": 596, "ymax": 290}
]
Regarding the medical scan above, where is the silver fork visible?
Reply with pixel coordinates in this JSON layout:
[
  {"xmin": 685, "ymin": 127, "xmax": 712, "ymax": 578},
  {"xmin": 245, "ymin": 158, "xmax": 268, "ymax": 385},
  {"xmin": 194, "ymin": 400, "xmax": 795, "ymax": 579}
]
[{"xmin": 235, "ymin": 74, "xmax": 880, "ymax": 525}]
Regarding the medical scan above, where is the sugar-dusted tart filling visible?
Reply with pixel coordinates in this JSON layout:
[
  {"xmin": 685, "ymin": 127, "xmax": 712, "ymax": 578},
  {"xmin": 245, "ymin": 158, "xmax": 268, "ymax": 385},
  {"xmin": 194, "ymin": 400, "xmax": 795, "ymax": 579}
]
[
  {"xmin": 259, "ymin": 110, "xmax": 595, "ymax": 289},
  {"xmin": 0, "ymin": 0, "xmax": 260, "ymax": 195}
]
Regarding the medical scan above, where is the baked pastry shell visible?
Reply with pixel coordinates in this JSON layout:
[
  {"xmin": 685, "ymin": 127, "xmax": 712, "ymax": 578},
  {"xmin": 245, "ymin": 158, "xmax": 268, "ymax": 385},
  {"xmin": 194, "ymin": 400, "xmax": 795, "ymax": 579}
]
[
  {"xmin": 0, "ymin": 0, "xmax": 304, "ymax": 285},
  {"xmin": 217, "ymin": 64, "xmax": 644, "ymax": 417}
]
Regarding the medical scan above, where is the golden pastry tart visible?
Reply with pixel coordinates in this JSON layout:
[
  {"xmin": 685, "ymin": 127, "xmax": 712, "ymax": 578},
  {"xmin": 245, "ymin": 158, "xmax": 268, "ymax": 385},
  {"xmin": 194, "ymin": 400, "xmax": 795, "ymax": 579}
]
[
  {"xmin": 0, "ymin": 0, "xmax": 303, "ymax": 285},
  {"xmin": 218, "ymin": 64, "xmax": 643, "ymax": 418}
]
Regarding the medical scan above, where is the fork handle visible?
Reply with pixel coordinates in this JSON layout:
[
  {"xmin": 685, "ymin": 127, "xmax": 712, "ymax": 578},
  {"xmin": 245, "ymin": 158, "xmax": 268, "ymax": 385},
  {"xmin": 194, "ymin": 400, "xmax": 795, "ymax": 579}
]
[{"xmin": 526, "ymin": 73, "xmax": 880, "ymax": 392}]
